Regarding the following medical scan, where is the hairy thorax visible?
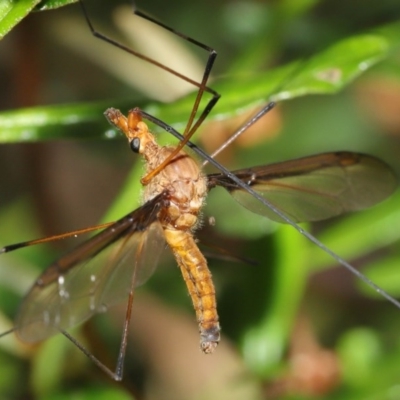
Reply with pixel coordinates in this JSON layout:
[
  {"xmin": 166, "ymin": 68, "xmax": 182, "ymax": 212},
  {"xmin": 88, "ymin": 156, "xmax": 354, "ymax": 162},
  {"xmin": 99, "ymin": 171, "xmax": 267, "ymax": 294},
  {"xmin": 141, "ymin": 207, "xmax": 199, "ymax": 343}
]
[{"xmin": 143, "ymin": 146, "xmax": 208, "ymax": 231}]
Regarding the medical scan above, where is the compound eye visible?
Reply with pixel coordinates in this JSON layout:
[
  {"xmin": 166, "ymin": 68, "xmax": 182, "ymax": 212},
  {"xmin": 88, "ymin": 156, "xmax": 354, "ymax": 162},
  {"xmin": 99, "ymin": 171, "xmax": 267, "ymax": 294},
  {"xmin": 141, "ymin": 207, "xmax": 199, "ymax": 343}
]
[{"xmin": 130, "ymin": 137, "xmax": 141, "ymax": 153}]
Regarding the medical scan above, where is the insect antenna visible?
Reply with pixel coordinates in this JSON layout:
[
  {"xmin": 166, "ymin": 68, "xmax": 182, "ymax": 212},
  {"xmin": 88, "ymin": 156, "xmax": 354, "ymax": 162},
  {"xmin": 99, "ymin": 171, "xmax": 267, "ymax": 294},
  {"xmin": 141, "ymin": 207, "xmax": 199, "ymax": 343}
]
[{"xmin": 79, "ymin": 0, "xmax": 220, "ymax": 183}]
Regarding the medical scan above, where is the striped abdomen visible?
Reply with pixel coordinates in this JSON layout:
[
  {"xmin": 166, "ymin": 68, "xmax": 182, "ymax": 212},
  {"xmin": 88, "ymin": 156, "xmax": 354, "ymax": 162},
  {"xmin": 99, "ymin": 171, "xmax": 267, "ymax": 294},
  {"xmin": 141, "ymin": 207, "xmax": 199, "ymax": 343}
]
[{"xmin": 163, "ymin": 228, "xmax": 220, "ymax": 353}]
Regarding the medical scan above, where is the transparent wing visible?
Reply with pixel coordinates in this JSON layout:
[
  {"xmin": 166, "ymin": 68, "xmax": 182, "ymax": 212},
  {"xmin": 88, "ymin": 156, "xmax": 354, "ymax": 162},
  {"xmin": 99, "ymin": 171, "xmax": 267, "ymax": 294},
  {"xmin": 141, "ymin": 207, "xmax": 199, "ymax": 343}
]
[
  {"xmin": 15, "ymin": 194, "xmax": 167, "ymax": 343},
  {"xmin": 208, "ymin": 152, "xmax": 397, "ymax": 223}
]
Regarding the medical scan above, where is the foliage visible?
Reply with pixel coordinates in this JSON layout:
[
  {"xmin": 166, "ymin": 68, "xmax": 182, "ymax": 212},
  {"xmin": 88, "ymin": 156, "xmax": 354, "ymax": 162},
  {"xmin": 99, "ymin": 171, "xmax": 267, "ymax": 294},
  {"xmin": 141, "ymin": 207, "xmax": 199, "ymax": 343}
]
[{"xmin": 0, "ymin": 0, "xmax": 400, "ymax": 399}]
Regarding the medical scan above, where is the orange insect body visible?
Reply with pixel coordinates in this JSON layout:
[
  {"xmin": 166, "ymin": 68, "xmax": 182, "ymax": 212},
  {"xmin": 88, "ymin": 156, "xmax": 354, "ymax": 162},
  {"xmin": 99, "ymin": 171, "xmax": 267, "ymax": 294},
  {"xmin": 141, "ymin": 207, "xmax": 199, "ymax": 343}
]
[
  {"xmin": 1, "ymin": 0, "xmax": 398, "ymax": 384},
  {"xmin": 105, "ymin": 107, "xmax": 220, "ymax": 353}
]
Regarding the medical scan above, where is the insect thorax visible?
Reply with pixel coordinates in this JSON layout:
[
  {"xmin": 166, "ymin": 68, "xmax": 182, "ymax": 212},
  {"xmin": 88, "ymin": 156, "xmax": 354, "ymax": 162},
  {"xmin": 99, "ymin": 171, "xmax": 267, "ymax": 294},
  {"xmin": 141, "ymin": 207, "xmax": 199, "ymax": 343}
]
[{"xmin": 143, "ymin": 146, "xmax": 208, "ymax": 231}]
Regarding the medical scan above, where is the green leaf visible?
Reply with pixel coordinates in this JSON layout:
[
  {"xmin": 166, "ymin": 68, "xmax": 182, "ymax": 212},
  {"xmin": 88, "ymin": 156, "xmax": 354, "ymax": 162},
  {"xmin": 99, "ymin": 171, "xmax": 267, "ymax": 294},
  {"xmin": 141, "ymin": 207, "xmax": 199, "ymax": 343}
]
[
  {"xmin": 358, "ymin": 255, "xmax": 400, "ymax": 298},
  {"xmin": 0, "ymin": 0, "xmax": 41, "ymax": 39},
  {"xmin": 0, "ymin": 0, "xmax": 77, "ymax": 39},
  {"xmin": 2, "ymin": 21, "xmax": 400, "ymax": 143},
  {"xmin": 31, "ymin": 329, "xmax": 89, "ymax": 398},
  {"xmin": 337, "ymin": 328, "xmax": 382, "ymax": 388},
  {"xmin": 35, "ymin": 0, "xmax": 78, "ymax": 11},
  {"xmin": 31, "ymin": 334, "xmax": 71, "ymax": 397},
  {"xmin": 241, "ymin": 224, "xmax": 309, "ymax": 376},
  {"xmin": 309, "ymin": 190, "xmax": 400, "ymax": 272},
  {"xmin": 0, "ymin": 100, "xmax": 133, "ymax": 143}
]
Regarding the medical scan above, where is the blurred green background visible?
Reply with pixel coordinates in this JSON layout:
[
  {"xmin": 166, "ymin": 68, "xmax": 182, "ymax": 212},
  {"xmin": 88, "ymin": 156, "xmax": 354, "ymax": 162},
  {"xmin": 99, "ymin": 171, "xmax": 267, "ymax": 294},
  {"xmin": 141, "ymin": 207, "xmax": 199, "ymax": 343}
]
[{"xmin": 1, "ymin": 0, "xmax": 400, "ymax": 399}]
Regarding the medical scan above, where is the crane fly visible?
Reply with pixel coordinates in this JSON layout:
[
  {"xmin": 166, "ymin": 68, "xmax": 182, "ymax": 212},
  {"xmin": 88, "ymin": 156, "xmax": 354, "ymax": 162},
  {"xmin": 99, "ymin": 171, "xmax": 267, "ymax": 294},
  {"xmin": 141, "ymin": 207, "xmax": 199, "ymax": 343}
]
[{"xmin": 0, "ymin": 0, "xmax": 398, "ymax": 382}]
